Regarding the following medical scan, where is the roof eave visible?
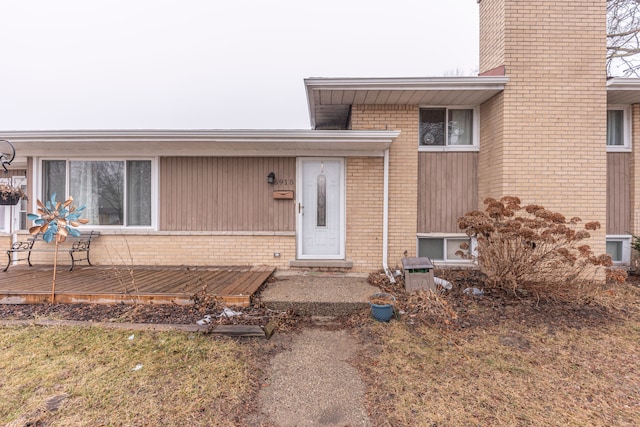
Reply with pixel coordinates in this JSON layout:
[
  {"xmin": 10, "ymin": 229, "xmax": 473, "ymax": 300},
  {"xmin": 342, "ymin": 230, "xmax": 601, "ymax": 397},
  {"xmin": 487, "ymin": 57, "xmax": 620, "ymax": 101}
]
[
  {"xmin": 305, "ymin": 76, "xmax": 509, "ymax": 129},
  {"xmin": 0, "ymin": 129, "xmax": 401, "ymax": 157},
  {"xmin": 607, "ymin": 78, "xmax": 640, "ymax": 104}
]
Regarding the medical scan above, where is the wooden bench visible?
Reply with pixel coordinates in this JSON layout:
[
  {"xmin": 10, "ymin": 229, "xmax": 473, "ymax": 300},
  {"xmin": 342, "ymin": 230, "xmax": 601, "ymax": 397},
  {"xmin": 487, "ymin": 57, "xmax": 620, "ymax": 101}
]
[{"xmin": 4, "ymin": 231, "xmax": 100, "ymax": 272}]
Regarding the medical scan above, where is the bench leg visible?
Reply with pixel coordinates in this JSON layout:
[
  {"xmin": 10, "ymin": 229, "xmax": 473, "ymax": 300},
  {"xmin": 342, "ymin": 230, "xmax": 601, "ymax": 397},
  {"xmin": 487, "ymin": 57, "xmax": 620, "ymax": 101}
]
[
  {"xmin": 4, "ymin": 252, "xmax": 10, "ymax": 272},
  {"xmin": 27, "ymin": 251, "xmax": 33, "ymax": 267},
  {"xmin": 69, "ymin": 250, "xmax": 75, "ymax": 271}
]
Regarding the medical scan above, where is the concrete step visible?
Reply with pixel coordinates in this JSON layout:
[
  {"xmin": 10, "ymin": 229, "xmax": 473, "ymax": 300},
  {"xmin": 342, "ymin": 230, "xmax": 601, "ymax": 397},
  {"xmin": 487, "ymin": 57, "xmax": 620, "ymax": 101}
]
[{"xmin": 258, "ymin": 272, "xmax": 379, "ymax": 316}]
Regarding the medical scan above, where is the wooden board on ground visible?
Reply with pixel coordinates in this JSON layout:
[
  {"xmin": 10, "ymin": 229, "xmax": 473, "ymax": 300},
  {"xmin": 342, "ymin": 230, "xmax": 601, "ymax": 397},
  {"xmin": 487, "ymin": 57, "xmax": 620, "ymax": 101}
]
[{"xmin": 210, "ymin": 324, "xmax": 266, "ymax": 338}]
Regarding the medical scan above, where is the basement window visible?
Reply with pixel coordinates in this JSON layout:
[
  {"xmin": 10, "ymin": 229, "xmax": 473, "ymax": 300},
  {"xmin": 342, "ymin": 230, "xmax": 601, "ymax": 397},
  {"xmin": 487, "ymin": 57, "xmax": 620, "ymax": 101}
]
[
  {"xmin": 417, "ymin": 235, "xmax": 476, "ymax": 263},
  {"xmin": 606, "ymin": 235, "xmax": 631, "ymax": 264}
]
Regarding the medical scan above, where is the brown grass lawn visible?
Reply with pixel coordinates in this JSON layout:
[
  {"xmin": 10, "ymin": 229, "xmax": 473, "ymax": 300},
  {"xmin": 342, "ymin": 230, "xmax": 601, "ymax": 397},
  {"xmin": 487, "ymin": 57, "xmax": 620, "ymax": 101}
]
[
  {"xmin": 357, "ymin": 283, "xmax": 640, "ymax": 426},
  {"xmin": 1, "ymin": 280, "xmax": 639, "ymax": 426},
  {"xmin": 0, "ymin": 327, "xmax": 261, "ymax": 426}
]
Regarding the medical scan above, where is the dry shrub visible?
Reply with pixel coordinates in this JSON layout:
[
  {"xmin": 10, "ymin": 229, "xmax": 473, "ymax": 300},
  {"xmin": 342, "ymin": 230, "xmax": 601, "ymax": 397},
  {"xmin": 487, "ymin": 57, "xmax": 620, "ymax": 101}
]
[
  {"xmin": 368, "ymin": 271, "xmax": 458, "ymax": 326},
  {"xmin": 404, "ymin": 290, "xmax": 458, "ymax": 323},
  {"xmin": 458, "ymin": 196, "xmax": 617, "ymax": 301}
]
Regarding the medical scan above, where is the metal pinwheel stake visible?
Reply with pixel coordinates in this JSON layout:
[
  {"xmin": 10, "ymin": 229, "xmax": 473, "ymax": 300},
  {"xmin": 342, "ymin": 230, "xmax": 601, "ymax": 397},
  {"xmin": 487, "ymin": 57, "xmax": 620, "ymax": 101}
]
[{"xmin": 28, "ymin": 194, "xmax": 89, "ymax": 302}]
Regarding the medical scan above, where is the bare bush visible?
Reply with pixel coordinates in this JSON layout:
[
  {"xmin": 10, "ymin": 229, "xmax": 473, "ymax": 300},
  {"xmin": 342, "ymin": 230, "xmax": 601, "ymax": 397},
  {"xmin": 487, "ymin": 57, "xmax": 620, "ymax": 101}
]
[{"xmin": 457, "ymin": 196, "xmax": 618, "ymax": 300}]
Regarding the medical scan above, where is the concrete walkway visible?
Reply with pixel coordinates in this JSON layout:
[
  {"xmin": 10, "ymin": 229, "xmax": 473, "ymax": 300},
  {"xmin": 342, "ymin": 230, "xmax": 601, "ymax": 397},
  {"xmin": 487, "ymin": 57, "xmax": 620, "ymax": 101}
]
[
  {"xmin": 260, "ymin": 272, "xmax": 380, "ymax": 316},
  {"xmin": 254, "ymin": 328, "xmax": 372, "ymax": 426}
]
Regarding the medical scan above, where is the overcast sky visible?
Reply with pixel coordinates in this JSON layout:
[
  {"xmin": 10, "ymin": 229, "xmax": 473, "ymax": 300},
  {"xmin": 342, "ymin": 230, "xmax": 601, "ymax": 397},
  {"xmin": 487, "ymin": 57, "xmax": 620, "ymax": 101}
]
[{"xmin": 0, "ymin": 0, "xmax": 479, "ymax": 131}]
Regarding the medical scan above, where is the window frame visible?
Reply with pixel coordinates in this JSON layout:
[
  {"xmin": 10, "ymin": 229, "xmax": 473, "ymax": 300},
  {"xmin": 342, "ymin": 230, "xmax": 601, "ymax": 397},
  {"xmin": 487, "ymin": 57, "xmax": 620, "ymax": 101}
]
[
  {"xmin": 416, "ymin": 233, "xmax": 477, "ymax": 265},
  {"xmin": 606, "ymin": 105, "xmax": 632, "ymax": 152},
  {"xmin": 606, "ymin": 234, "xmax": 631, "ymax": 265},
  {"xmin": 37, "ymin": 157, "xmax": 158, "ymax": 231},
  {"xmin": 0, "ymin": 177, "xmax": 10, "ymax": 233},
  {"xmin": 418, "ymin": 106, "xmax": 480, "ymax": 152}
]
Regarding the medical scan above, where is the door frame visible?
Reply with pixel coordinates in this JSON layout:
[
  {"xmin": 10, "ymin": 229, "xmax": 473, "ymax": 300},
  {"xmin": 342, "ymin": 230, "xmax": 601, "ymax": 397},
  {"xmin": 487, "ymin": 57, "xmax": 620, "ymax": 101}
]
[{"xmin": 296, "ymin": 157, "xmax": 346, "ymax": 260}]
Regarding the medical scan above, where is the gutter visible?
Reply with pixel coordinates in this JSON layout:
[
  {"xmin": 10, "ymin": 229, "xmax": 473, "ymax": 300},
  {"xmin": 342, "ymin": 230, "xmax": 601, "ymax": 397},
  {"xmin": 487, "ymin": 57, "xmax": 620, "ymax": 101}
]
[{"xmin": 382, "ymin": 148, "xmax": 395, "ymax": 283}]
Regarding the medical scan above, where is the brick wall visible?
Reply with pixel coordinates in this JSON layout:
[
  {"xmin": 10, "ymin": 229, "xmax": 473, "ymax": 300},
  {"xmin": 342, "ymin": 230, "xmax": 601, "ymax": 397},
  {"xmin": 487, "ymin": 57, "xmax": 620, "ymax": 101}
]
[
  {"xmin": 20, "ymin": 234, "xmax": 296, "ymax": 269},
  {"xmin": 351, "ymin": 105, "xmax": 418, "ymax": 269},
  {"xmin": 479, "ymin": 0, "xmax": 608, "ymax": 254},
  {"xmin": 346, "ymin": 157, "xmax": 384, "ymax": 271},
  {"xmin": 479, "ymin": 0, "xmax": 505, "ymax": 74},
  {"xmin": 478, "ymin": 92, "xmax": 505, "ymax": 203}
]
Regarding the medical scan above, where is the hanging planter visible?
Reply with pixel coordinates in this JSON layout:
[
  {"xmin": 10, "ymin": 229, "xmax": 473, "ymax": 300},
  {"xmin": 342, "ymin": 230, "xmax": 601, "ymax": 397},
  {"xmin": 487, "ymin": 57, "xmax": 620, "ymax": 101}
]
[
  {"xmin": 0, "ymin": 184, "xmax": 26, "ymax": 205},
  {"xmin": 0, "ymin": 193, "xmax": 20, "ymax": 205},
  {"xmin": 369, "ymin": 292, "xmax": 396, "ymax": 322}
]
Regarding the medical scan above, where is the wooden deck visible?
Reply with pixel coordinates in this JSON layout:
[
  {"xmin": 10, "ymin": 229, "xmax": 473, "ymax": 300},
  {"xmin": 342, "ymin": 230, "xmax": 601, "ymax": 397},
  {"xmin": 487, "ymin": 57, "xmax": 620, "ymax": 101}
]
[{"xmin": 0, "ymin": 265, "xmax": 275, "ymax": 307}]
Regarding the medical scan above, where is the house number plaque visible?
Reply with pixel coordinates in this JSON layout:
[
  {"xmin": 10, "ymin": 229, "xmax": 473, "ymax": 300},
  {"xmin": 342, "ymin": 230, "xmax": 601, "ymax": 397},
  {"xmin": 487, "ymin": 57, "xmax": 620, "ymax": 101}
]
[{"xmin": 274, "ymin": 178, "xmax": 295, "ymax": 185}]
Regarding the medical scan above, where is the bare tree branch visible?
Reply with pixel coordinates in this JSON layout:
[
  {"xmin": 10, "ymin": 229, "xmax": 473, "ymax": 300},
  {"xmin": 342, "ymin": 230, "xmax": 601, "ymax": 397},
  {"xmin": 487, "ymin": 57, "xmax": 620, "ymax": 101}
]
[{"xmin": 608, "ymin": 0, "xmax": 640, "ymax": 77}]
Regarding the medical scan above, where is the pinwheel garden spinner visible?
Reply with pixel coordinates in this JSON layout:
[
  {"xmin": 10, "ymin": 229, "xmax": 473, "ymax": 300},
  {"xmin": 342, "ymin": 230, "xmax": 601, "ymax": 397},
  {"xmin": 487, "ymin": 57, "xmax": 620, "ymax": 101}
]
[{"xmin": 28, "ymin": 193, "xmax": 89, "ymax": 301}]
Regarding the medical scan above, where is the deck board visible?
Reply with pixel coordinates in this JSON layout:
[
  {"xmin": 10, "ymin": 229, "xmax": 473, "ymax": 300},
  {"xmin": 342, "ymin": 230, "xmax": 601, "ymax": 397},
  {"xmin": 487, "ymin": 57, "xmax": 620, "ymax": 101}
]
[{"xmin": 0, "ymin": 265, "xmax": 275, "ymax": 307}]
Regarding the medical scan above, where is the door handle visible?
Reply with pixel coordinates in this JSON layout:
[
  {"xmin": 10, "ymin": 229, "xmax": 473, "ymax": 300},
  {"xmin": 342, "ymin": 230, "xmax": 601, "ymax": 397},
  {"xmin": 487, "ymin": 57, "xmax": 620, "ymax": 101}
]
[{"xmin": 298, "ymin": 203, "xmax": 304, "ymax": 214}]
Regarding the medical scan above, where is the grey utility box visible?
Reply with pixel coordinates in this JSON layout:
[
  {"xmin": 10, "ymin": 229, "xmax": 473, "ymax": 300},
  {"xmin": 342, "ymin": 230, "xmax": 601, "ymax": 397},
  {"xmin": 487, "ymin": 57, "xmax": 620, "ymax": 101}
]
[{"xmin": 402, "ymin": 257, "xmax": 435, "ymax": 292}]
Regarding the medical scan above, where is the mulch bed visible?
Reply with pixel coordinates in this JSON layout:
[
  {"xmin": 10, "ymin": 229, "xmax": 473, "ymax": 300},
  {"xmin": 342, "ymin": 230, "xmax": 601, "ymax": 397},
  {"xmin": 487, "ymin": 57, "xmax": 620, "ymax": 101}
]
[
  {"xmin": 0, "ymin": 297, "xmax": 304, "ymax": 332},
  {"xmin": 367, "ymin": 268, "xmax": 640, "ymax": 331},
  {"xmin": 0, "ymin": 270, "xmax": 638, "ymax": 332}
]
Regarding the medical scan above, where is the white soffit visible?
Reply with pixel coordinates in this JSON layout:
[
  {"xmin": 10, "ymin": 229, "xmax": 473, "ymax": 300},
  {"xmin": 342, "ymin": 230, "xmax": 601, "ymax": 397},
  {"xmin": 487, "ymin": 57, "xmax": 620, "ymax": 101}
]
[
  {"xmin": 0, "ymin": 130, "xmax": 400, "ymax": 157},
  {"xmin": 305, "ymin": 76, "xmax": 509, "ymax": 129},
  {"xmin": 607, "ymin": 78, "xmax": 640, "ymax": 104}
]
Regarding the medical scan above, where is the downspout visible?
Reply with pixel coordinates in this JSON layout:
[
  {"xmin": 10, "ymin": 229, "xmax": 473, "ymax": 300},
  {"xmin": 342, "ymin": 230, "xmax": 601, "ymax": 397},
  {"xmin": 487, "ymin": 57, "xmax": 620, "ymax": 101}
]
[{"xmin": 382, "ymin": 148, "xmax": 395, "ymax": 283}]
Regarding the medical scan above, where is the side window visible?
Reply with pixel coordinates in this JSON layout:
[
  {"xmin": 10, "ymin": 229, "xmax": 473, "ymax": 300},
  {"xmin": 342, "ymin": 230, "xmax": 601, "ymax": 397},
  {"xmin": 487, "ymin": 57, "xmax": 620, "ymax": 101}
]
[{"xmin": 606, "ymin": 106, "xmax": 631, "ymax": 151}]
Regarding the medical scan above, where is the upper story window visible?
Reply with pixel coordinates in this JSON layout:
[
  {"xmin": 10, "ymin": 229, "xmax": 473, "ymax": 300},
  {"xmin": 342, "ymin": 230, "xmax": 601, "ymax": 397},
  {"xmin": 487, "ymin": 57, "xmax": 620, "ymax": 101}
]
[
  {"xmin": 419, "ymin": 107, "xmax": 478, "ymax": 151},
  {"xmin": 41, "ymin": 159, "xmax": 154, "ymax": 228},
  {"xmin": 607, "ymin": 106, "xmax": 631, "ymax": 151}
]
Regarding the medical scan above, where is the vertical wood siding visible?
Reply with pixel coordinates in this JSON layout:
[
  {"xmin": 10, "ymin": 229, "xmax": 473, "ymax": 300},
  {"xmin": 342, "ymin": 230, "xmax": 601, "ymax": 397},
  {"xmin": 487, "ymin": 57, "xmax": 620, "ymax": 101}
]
[
  {"xmin": 160, "ymin": 157, "xmax": 296, "ymax": 232},
  {"xmin": 606, "ymin": 152, "xmax": 630, "ymax": 235},
  {"xmin": 0, "ymin": 169, "xmax": 27, "ymax": 181},
  {"xmin": 417, "ymin": 152, "xmax": 478, "ymax": 233}
]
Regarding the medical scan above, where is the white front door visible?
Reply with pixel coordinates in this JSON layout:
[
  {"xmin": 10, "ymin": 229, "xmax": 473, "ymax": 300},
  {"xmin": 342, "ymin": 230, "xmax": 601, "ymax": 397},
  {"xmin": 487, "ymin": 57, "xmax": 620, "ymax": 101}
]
[{"xmin": 297, "ymin": 158, "xmax": 345, "ymax": 259}]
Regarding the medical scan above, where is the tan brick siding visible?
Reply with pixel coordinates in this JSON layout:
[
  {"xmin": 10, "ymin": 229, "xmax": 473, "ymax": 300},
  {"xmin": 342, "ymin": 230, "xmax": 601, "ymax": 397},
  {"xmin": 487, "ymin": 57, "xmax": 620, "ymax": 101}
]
[
  {"xmin": 479, "ymin": 0, "xmax": 505, "ymax": 74},
  {"xmin": 346, "ymin": 157, "xmax": 384, "ymax": 271},
  {"xmin": 0, "ymin": 235, "xmax": 10, "ymax": 259},
  {"xmin": 478, "ymin": 92, "xmax": 505, "ymax": 202},
  {"xmin": 480, "ymin": 0, "xmax": 608, "ymax": 254},
  {"xmin": 17, "ymin": 234, "xmax": 296, "ymax": 269},
  {"xmin": 351, "ymin": 105, "xmax": 418, "ymax": 269}
]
